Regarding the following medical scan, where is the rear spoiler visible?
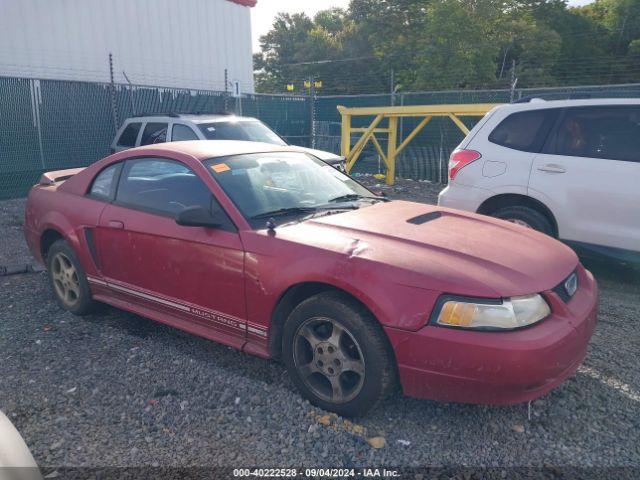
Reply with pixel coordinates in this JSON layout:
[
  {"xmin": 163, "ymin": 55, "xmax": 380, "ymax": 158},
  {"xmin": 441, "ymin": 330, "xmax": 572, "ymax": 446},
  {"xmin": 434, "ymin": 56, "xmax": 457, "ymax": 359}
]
[{"xmin": 38, "ymin": 168, "xmax": 85, "ymax": 186}]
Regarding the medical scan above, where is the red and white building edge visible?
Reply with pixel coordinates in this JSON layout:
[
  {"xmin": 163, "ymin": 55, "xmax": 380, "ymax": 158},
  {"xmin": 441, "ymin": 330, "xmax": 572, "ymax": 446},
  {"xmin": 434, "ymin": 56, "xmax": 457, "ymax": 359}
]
[{"xmin": 0, "ymin": 0, "xmax": 257, "ymax": 92}]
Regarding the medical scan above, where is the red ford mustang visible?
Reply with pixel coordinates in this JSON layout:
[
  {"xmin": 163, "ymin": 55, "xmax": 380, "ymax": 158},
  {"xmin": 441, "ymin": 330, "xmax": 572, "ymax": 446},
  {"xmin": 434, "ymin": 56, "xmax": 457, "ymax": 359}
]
[{"xmin": 24, "ymin": 141, "xmax": 598, "ymax": 416}]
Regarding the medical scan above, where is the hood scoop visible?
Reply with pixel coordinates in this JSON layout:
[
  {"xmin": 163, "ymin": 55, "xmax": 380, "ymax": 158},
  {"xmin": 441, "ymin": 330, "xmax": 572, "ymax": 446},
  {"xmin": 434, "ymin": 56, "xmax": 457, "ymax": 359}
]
[{"xmin": 407, "ymin": 211, "xmax": 442, "ymax": 225}]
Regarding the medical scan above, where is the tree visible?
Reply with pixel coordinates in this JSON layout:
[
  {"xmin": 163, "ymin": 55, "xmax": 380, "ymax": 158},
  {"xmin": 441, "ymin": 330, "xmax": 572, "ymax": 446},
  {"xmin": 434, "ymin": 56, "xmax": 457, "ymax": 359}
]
[{"xmin": 254, "ymin": 0, "xmax": 639, "ymax": 94}]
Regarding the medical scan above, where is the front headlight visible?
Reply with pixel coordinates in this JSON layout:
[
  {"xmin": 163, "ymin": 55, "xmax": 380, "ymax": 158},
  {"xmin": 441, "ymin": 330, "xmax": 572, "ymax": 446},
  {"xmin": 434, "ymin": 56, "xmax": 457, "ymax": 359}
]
[{"xmin": 434, "ymin": 294, "xmax": 550, "ymax": 330}]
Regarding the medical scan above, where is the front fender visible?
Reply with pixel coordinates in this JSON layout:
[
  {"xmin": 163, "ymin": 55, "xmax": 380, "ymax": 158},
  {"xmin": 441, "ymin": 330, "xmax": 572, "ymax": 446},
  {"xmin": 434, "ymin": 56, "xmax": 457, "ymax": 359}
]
[{"xmin": 244, "ymin": 245, "xmax": 439, "ymax": 333}]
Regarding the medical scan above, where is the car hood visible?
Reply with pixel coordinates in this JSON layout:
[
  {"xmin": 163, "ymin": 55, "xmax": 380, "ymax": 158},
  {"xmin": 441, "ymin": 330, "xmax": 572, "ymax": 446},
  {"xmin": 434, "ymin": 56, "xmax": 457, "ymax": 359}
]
[
  {"xmin": 298, "ymin": 147, "xmax": 344, "ymax": 163},
  {"xmin": 276, "ymin": 201, "xmax": 578, "ymax": 298}
]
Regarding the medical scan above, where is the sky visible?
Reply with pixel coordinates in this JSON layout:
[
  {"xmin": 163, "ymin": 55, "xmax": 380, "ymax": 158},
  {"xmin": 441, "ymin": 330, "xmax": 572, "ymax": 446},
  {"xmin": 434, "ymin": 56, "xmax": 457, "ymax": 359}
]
[{"xmin": 251, "ymin": 0, "xmax": 594, "ymax": 52}]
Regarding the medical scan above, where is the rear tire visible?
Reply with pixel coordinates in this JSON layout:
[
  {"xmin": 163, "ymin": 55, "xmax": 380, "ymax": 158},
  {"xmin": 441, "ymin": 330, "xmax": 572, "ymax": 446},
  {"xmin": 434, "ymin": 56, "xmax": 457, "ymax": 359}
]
[
  {"xmin": 46, "ymin": 239, "xmax": 97, "ymax": 315},
  {"xmin": 491, "ymin": 205, "xmax": 554, "ymax": 236},
  {"xmin": 282, "ymin": 291, "xmax": 397, "ymax": 417}
]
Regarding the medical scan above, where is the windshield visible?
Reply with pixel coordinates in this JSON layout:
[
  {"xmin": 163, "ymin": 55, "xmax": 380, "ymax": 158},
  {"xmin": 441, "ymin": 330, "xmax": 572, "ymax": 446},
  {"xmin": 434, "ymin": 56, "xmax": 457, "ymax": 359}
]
[
  {"xmin": 198, "ymin": 120, "xmax": 287, "ymax": 146},
  {"xmin": 204, "ymin": 152, "xmax": 378, "ymax": 227}
]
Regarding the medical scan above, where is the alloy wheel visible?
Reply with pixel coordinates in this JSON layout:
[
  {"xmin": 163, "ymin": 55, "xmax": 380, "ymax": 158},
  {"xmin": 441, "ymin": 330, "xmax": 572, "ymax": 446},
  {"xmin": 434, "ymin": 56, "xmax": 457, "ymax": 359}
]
[
  {"xmin": 293, "ymin": 317, "xmax": 366, "ymax": 404},
  {"xmin": 51, "ymin": 252, "xmax": 81, "ymax": 307},
  {"xmin": 507, "ymin": 218, "xmax": 533, "ymax": 229}
]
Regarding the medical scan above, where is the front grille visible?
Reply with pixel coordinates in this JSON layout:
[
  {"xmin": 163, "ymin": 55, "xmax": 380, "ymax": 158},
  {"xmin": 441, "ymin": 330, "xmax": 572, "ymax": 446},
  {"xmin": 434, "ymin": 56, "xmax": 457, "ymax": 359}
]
[{"xmin": 553, "ymin": 270, "xmax": 578, "ymax": 303}]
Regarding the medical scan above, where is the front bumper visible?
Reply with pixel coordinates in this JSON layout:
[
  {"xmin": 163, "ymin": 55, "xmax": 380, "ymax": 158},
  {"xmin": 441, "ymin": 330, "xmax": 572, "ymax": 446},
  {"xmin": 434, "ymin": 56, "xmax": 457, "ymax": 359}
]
[{"xmin": 385, "ymin": 266, "xmax": 598, "ymax": 405}]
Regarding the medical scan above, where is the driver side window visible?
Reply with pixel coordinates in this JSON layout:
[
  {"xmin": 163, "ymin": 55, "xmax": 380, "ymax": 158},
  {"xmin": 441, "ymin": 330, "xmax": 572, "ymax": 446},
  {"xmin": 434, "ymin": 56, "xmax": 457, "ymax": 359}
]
[{"xmin": 115, "ymin": 158, "xmax": 220, "ymax": 220}]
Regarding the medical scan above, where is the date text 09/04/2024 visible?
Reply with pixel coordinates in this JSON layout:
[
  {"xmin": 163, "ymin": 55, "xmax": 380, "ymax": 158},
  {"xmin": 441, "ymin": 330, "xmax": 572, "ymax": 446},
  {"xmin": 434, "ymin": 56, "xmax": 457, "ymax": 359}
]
[{"xmin": 233, "ymin": 468, "xmax": 400, "ymax": 477}]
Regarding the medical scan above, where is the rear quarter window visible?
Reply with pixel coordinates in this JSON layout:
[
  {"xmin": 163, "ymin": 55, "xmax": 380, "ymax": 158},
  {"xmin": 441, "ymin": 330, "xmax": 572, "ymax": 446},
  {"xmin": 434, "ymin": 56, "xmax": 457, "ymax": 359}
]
[
  {"xmin": 488, "ymin": 109, "xmax": 558, "ymax": 153},
  {"xmin": 88, "ymin": 163, "xmax": 121, "ymax": 201},
  {"xmin": 117, "ymin": 123, "xmax": 142, "ymax": 147}
]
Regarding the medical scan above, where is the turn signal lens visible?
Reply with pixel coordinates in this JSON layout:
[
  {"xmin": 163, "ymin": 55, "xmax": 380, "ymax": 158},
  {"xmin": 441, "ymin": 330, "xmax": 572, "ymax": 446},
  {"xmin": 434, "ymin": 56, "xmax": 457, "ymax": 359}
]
[
  {"xmin": 436, "ymin": 294, "xmax": 550, "ymax": 330},
  {"xmin": 448, "ymin": 149, "xmax": 482, "ymax": 181}
]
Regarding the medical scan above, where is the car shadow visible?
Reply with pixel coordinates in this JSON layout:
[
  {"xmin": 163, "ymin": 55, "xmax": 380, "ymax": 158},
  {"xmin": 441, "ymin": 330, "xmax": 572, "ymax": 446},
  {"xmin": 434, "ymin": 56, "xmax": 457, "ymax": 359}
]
[
  {"xmin": 580, "ymin": 256, "xmax": 640, "ymax": 286},
  {"xmin": 86, "ymin": 303, "xmax": 289, "ymax": 387}
]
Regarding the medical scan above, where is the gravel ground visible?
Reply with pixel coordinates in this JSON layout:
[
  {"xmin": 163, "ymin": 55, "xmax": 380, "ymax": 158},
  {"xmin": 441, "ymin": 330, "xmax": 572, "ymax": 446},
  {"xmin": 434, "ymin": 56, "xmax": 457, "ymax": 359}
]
[
  {"xmin": 0, "ymin": 197, "xmax": 34, "ymax": 273},
  {"xmin": 357, "ymin": 175, "xmax": 441, "ymax": 205},
  {"xmin": 1, "ymin": 176, "xmax": 639, "ymax": 474}
]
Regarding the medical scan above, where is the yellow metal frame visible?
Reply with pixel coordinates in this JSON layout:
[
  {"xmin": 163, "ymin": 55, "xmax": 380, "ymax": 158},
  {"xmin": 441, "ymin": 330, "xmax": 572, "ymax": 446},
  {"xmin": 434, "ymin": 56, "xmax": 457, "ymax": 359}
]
[{"xmin": 338, "ymin": 103, "xmax": 501, "ymax": 185}]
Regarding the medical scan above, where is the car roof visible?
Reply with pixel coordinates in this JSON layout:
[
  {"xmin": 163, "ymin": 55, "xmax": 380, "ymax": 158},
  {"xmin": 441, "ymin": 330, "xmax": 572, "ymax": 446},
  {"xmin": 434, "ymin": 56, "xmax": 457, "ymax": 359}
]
[
  {"xmin": 124, "ymin": 140, "xmax": 306, "ymax": 161},
  {"xmin": 495, "ymin": 97, "xmax": 640, "ymax": 113},
  {"xmin": 126, "ymin": 113, "xmax": 260, "ymax": 124}
]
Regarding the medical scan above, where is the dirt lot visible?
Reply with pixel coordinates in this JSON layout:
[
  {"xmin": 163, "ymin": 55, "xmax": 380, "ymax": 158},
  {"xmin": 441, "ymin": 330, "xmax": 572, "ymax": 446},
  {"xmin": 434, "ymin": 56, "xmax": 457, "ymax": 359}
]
[{"xmin": 1, "ymin": 176, "xmax": 639, "ymax": 475}]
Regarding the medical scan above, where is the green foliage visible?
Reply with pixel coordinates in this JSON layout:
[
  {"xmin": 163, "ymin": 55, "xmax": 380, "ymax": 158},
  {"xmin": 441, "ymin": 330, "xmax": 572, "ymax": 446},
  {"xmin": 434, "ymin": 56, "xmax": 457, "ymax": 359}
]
[{"xmin": 255, "ymin": 0, "xmax": 640, "ymax": 94}]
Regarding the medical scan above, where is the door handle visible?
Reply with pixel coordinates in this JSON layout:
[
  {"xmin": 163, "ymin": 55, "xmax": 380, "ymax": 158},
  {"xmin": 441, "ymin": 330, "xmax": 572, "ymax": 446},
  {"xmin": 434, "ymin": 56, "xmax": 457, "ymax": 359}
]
[
  {"xmin": 537, "ymin": 164, "xmax": 566, "ymax": 174},
  {"xmin": 108, "ymin": 220, "xmax": 124, "ymax": 229}
]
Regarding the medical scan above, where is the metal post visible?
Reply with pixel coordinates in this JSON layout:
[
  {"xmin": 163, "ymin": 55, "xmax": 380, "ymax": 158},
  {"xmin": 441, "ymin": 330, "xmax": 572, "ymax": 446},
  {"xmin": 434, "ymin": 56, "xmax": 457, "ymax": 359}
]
[
  {"xmin": 309, "ymin": 75, "xmax": 316, "ymax": 149},
  {"xmin": 399, "ymin": 93, "xmax": 404, "ymax": 165},
  {"xmin": 224, "ymin": 68, "xmax": 229, "ymax": 112},
  {"xmin": 510, "ymin": 60, "xmax": 518, "ymax": 103},
  {"xmin": 29, "ymin": 79, "xmax": 45, "ymax": 169},
  {"xmin": 122, "ymin": 71, "xmax": 137, "ymax": 116},
  {"xmin": 390, "ymin": 69, "xmax": 396, "ymax": 106},
  {"xmin": 438, "ymin": 126, "xmax": 444, "ymax": 184},
  {"xmin": 108, "ymin": 53, "xmax": 119, "ymax": 130},
  {"xmin": 386, "ymin": 116, "xmax": 398, "ymax": 185},
  {"xmin": 340, "ymin": 112, "xmax": 351, "ymax": 160}
]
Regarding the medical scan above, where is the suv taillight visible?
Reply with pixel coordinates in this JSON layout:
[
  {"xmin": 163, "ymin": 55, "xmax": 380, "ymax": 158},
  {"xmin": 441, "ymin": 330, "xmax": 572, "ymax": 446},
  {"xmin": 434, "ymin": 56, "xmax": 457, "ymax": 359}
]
[{"xmin": 448, "ymin": 149, "xmax": 482, "ymax": 181}]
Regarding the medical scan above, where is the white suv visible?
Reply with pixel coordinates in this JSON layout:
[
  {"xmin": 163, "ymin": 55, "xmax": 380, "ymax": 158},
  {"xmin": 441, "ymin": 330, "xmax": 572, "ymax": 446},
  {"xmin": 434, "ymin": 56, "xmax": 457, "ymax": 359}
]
[
  {"xmin": 438, "ymin": 98, "xmax": 640, "ymax": 262},
  {"xmin": 111, "ymin": 113, "xmax": 345, "ymax": 169}
]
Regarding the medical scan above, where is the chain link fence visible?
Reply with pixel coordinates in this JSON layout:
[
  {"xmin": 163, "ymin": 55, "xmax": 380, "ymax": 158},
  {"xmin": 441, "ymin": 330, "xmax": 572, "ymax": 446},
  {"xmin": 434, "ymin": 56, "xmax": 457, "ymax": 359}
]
[
  {"xmin": 0, "ymin": 75, "xmax": 310, "ymax": 199},
  {"xmin": 314, "ymin": 83, "xmax": 640, "ymax": 183},
  {"xmin": 1, "ymin": 75, "xmax": 638, "ymax": 199}
]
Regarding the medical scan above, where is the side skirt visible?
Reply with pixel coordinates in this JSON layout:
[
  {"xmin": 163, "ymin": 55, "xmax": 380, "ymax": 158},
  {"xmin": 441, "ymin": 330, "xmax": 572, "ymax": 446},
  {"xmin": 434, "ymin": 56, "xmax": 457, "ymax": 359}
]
[{"xmin": 87, "ymin": 276, "xmax": 270, "ymax": 355}]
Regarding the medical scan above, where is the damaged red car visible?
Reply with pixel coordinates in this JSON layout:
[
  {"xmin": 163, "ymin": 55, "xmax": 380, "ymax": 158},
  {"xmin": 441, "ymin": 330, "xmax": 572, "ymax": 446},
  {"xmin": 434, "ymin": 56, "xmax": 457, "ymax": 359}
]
[{"xmin": 24, "ymin": 141, "xmax": 598, "ymax": 416}]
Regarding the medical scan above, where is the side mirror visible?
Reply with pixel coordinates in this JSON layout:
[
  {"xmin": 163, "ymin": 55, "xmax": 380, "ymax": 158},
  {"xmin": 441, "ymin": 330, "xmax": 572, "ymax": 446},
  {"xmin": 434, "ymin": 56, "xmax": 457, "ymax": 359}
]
[
  {"xmin": 176, "ymin": 206, "xmax": 221, "ymax": 228},
  {"xmin": 372, "ymin": 190, "xmax": 387, "ymax": 198}
]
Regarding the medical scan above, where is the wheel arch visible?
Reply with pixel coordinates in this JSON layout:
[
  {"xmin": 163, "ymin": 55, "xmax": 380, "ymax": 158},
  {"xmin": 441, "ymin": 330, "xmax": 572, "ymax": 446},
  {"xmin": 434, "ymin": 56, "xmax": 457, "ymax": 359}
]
[
  {"xmin": 268, "ymin": 282, "xmax": 392, "ymax": 361},
  {"xmin": 40, "ymin": 228, "xmax": 65, "ymax": 262},
  {"xmin": 477, "ymin": 193, "xmax": 558, "ymax": 237}
]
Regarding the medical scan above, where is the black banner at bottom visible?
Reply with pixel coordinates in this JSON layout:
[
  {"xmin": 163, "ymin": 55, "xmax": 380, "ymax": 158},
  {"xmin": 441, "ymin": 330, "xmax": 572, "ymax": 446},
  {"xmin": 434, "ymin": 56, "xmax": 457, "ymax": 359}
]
[{"xmin": 2, "ymin": 467, "xmax": 639, "ymax": 480}]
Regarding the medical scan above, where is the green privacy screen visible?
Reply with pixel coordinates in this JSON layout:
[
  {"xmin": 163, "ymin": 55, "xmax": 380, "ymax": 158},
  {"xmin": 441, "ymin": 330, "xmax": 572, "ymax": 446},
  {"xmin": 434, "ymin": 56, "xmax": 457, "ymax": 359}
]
[
  {"xmin": 0, "ymin": 76, "xmax": 310, "ymax": 199},
  {"xmin": 1, "ymin": 75, "xmax": 638, "ymax": 199}
]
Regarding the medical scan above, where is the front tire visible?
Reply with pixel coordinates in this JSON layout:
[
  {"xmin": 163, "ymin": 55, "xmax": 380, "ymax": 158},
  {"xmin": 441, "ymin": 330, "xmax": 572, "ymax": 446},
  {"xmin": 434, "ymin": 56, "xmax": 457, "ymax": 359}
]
[
  {"xmin": 282, "ymin": 291, "xmax": 397, "ymax": 417},
  {"xmin": 46, "ymin": 239, "xmax": 96, "ymax": 315},
  {"xmin": 491, "ymin": 205, "xmax": 554, "ymax": 236}
]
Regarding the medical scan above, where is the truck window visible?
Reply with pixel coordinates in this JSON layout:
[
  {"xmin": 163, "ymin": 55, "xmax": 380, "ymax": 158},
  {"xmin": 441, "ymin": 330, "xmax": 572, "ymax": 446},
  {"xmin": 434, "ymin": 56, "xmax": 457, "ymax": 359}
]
[
  {"xmin": 140, "ymin": 123, "xmax": 168, "ymax": 146},
  {"xmin": 117, "ymin": 123, "xmax": 142, "ymax": 148},
  {"xmin": 172, "ymin": 124, "xmax": 200, "ymax": 141}
]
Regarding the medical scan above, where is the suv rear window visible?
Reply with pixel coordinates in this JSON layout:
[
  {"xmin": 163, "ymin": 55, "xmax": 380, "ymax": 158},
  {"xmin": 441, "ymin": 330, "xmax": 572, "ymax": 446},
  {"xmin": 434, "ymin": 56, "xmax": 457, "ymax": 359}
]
[
  {"xmin": 140, "ymin": 123, "xmax": 168, "ymax": 146},
  {"xmin": 489, "ymin": 109, "xmax": 556, "ymax": 152},
  {"xmin": 117, "ymin": 123, "xmax": 142, "ymax": 147}
]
